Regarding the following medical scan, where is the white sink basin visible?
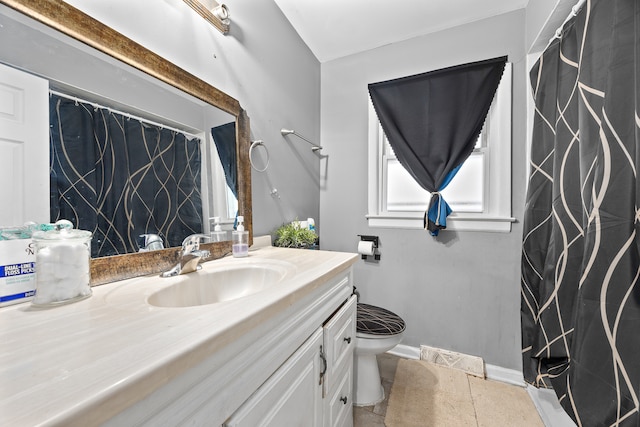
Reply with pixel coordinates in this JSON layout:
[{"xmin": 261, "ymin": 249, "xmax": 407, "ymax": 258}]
[{"xmin": 147, "ymin": 259, "xmax": 296, "ymax": 308}]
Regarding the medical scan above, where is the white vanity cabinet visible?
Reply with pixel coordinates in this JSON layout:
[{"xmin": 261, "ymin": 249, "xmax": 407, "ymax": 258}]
[
  {"xmin": 98, "ymin": 253, "xmax": 357, "ymax": 427},
  {"xmin": 225, "ymin": 295, "xmax": 357, "ymax": 427}
]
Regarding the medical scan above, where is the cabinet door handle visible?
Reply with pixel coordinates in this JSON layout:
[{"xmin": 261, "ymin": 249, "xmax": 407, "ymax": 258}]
[
  {"xmin": 344, "ymin": 336, "xmax": 351, "ymax": 344},
  {"xmin": 319, "ymin": 345, "xmax": 327, "ymax": 385},
  {"xmin": 340, "ymin": 396, "xmax": 348, "ymax": 405}
]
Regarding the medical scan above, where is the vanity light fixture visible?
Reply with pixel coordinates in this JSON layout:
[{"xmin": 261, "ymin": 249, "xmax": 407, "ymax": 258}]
[
  {"xmin": 212, "ymin": 3, "xmax": 230, "ymax": 25},
  {"xmin": 281, "ymin": 128, "xmax": 322, "ymax": 152},
  {"xmin": 183, "ymin": 0, "xmax": 230, "ymax": 34}
]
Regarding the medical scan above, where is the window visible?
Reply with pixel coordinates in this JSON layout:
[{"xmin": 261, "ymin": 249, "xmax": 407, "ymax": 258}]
[
  {"xmin": 384, "ymin": 132, "xmax": 484, "ymax": 213},
  {"xmin": 367, "ymin": 63, "xmax": 514, "ymax": 232}
]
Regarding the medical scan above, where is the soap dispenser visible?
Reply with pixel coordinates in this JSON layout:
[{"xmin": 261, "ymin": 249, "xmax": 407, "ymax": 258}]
[
  {"xmin": 210, "ymin": 217, "xmax": 227, "ymax": 242},
  {"xmin": 232, "ymin": 215, "xmax": 249, "ymax": 257}
]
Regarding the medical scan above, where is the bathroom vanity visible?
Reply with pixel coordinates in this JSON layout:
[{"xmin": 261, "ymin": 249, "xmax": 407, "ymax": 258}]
[{"xmin": 0, "ymin": 246, "xmax": 358, "ymax": 426}]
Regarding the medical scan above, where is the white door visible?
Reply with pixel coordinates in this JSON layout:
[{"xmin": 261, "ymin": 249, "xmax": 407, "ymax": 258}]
[{"xmin": 0, "ymin": 62, "xmax": 49, "ymax": 226}]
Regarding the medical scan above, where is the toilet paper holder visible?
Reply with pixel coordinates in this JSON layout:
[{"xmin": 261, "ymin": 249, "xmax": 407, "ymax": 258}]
[{"xmin": 357, "ymin": 234, "xmax": 380, "ymax": 261}]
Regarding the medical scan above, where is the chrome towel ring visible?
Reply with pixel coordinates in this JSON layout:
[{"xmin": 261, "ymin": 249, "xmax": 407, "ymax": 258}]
[{"xmin": 249, "ymin": 140, "xmax": 269, "ymax": 172}]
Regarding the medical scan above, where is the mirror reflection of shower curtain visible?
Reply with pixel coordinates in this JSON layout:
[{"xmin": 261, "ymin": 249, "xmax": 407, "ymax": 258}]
[
  {"xmin": 211, "ymin": 122, "xmax": 237, "ymax": 199},
  {"xmin": 49, "ymin": 94, "xmax": 203, "ymax": 257},
  {"xmin": 211, "ymin": 122, "xmax": 238, "ymax": 224},
  {"xmin": 521, "ymin": 1, "xmax": 640, "ymax": 425}
]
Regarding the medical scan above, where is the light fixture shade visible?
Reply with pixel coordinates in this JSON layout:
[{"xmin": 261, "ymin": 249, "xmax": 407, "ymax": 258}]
[
  {"xmin": 212, "ymin": 4, "xmax": 230, "ymax": 24},
  {"xmin": 182, "ymin": 0, "xmax": 230, "ymax": 34}
]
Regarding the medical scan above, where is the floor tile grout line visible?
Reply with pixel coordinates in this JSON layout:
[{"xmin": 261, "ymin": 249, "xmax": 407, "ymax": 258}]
[{"xmin": 466, "ymin": 373, "xmax": 481, "ymax": 426}]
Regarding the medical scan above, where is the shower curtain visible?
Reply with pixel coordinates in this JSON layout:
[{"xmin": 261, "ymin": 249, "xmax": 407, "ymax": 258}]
[
  {"xmin": 521, "ymin": 0, "xmax": 640, "ymax": 425},
  {"xmin": 211, "ymin": 122, "xmax": 238, "ymax": 200},
  {"xmin": 50, "ymin": 94, "xmax": 203, "ymax": 257}
]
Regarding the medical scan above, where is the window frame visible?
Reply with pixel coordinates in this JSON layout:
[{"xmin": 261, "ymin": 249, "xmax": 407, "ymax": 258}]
[{"xmin": 366, "ymin": 63, "xmax": 514, "ymax": 232}]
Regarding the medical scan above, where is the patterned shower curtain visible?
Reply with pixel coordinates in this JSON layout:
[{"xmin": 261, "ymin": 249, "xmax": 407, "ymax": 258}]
[
  {"xmin": 49, "ymin": 94, "xmax": 203, "ymax": 257},
  {"xmin": 521, "ymin": 0, "xmax": 640, "ymax": 425}
]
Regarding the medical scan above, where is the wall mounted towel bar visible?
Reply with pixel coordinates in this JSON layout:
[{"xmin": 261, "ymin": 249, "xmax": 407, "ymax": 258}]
[{"xmin": 281, "ymin": 128, "xmax": 322, "ymax": 152}]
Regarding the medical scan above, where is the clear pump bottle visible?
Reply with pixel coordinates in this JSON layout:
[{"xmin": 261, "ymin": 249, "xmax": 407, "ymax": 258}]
[
  {"xmin": 232, "ymin": 215, "xmax": 249, "ymax": 257},
  {"xmin": 210, "ymin": 217, "xmax": 227, "ymax": 242}
]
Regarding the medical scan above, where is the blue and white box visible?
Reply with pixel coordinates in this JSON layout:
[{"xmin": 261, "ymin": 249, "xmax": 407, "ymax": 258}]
[{"xmin": 0, "ymin": 239, "xmax": 36, "ymax": 306}]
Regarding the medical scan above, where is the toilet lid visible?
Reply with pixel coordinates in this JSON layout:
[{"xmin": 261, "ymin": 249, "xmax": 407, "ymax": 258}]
[{"xmin": 356, "ymin": 303, "xmax": 405, "ymax": 336}]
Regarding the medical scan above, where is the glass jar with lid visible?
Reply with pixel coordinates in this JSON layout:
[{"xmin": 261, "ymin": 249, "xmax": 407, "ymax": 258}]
[{"xmin": 31, "ymin": 220, "xmax": 92, "ymax": 307}]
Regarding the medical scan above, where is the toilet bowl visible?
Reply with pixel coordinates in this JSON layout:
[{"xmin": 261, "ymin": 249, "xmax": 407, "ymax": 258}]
[{"xmin": 354, "ymin": 303, "xmax": 405, "ymax": 406}]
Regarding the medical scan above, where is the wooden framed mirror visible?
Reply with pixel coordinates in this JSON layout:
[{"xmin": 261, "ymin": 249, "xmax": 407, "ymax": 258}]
[{"xmin": 0, "ymin": 0, "xmax": 252, "ymax": 285}]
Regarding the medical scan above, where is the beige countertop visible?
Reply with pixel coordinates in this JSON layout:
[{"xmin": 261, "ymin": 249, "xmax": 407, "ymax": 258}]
[{"xmin": 0, "ymin": 246, "xmax": 357, "ymax": 426}]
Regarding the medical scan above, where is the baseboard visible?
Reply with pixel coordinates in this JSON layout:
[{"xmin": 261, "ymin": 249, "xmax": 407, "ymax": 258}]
[
  {"xmin": 485, "ymin": 363, "xmax": 525, "ymax": 387},
  {"xmin": 527, "ymin": 385, "xmax": 577, "ymax": 427},
  {"xmin": 387, "ymin": 344, "xmax": 525, "ymax": 387},
  {"xmin": 420, "ymin": 345, "xmax": 485, "ymax": 378},
  {"xmin": 387, "ymin": 344, "xmax": 420, "ymax": 360}
]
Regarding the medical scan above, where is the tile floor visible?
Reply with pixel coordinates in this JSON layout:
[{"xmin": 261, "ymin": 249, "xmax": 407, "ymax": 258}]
[
  {"xmin": 353, "ymin": 353, "xmax": 401, "ymax": 426},
  {"xmin": 353, "ymin": 353, "xmax": 544, "ymax": 427}
]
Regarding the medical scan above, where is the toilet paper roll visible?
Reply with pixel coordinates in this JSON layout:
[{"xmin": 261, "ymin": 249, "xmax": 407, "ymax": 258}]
[{"xmin": 358, "ymin": 240, "xmax": 375, "ymax": 256}]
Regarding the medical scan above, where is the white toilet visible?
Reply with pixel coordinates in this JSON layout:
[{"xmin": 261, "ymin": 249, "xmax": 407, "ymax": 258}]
[{"xmin": 354, "ymin": 303, "xmax": 405, "ymax": 406}]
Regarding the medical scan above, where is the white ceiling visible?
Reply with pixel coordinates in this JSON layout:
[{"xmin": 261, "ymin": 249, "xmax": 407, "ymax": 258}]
[{"xmin": 273, "ymin": 0, "xmax": 529, "ymax": 62}]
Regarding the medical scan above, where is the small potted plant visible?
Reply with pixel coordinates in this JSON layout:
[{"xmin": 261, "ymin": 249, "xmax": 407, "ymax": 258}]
[{"xmin": 273, "ymin": 221, "xmax": 318, "ymax": 249}]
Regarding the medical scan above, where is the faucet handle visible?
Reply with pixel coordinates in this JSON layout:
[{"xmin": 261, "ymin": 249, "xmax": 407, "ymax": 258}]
[
  {"xmin": 139, "ymin": 234, "xmax": 164, "ymax": 252},
  {"xmin": 181, "ymin": 234, "xmax": 208, "ymax": 254}
]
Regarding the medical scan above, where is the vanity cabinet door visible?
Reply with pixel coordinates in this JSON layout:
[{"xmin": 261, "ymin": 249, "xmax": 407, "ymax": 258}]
[
  {"xmin": 323, "ymin": 295, "xmax": 356, "ymax": 390},
  {"xmin": 326, "ymin": 354, "xmax": 353, "ymax": 427},
  {"xmin": 224, "ymin": 328, "xmax": 324, "ymax": 427},
  {"xmin": 323, "ymin": 295, "xmax": 356, "ymax": 427}
]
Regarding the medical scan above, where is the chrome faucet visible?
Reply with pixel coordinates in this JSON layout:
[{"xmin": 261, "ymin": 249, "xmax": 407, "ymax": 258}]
[
  {"xmin": 161, "ymin": 234, "xmax": 211, "ymax": 277},
  {"xmin": 139, "ymin": 233, "xmax": 164, "ymax": 252}
]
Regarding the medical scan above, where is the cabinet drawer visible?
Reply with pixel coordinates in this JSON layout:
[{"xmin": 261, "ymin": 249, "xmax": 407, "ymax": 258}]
[
  {"xmin": 327, "ymin": 356, "xmax": 353, "ymax": 427},
  {"xmin": 323, "ymin": 295, "xmax": 356, "ymax": 389}
]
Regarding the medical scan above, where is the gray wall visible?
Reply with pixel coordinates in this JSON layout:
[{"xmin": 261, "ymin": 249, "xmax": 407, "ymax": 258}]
[
  {"xmin": 526, "ymin": 0, "xmax": 578, "ymax": 54},
  {"xmin": 319, "ymin": 10, "xmax": 528, "ymax": 371},
  {"xmin": 525, "ymin": 0, "xmax": 561, "ymax": 53},
  {"xmin": 63, "ymin": 0, "xmax": 322, "ymax": 237}
]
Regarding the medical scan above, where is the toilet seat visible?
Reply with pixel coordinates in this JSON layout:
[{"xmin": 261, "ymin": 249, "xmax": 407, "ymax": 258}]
[
  {"xmin": 356, "ymin": 331, "xmax": 402, "ymax": 340},
  {"xmin": 356, "ymin": 303, "xmax": 405, "ymax": 336}
]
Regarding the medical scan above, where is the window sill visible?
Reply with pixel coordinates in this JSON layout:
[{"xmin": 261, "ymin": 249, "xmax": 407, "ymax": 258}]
[{"xmin": 366, "ymin": 213, "xmax": 516, "ymax": 233}]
